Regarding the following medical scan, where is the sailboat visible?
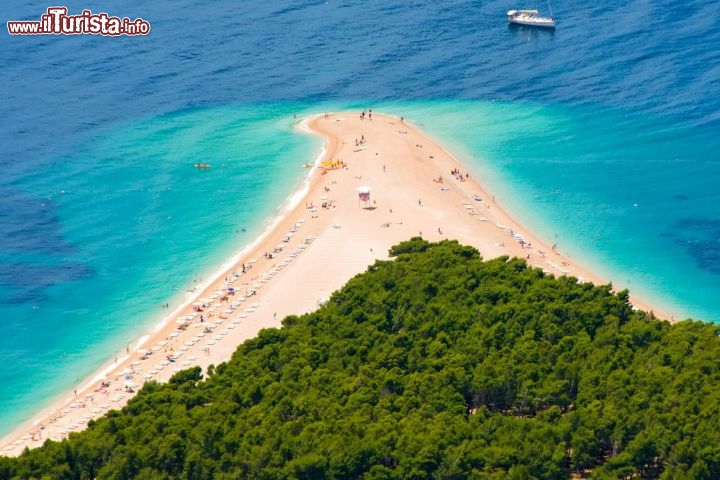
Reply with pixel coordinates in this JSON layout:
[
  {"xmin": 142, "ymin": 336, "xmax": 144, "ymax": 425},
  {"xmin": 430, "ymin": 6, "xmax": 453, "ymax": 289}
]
[{"xmin": 507, "ymin": 0, "xmax": 556, "ymax": 28}]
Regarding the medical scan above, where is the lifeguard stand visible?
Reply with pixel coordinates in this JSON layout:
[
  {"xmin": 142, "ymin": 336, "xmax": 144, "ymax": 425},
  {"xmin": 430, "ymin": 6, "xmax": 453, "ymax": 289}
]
[{"xmin": 357, "ymin": 186, "xmax": 371, "ymax": 208}]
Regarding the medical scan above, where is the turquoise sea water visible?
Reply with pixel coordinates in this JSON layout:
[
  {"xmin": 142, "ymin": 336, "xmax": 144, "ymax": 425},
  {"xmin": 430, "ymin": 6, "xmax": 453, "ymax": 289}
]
[
  {"xmin": 2, "ymin": 0, "xmax": 720, "ymax": 437},
  {"xmin": 0, "ymin": 104, "xmax": 322, "ymax": 436}
]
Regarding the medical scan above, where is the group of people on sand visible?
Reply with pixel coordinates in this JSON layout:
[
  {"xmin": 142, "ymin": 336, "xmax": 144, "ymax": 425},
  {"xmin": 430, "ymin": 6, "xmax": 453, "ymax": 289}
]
[
  {"xmin": 450, "ymin": 168, "xmax": 469, "ymax": 182},
  {"xmin": 360, "ymin": 109, "xmax": 372, "ymax": 120}
]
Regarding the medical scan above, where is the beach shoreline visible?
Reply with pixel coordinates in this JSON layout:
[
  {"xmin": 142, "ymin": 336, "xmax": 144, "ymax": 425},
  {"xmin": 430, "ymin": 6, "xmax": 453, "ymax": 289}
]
[
  {"xmin": 0, "ymin": 111, "xmax": 673, "ymax": 457},
  {"xmin": 0, "ymin": 115, "xmax": 324, "ymax": 444}
]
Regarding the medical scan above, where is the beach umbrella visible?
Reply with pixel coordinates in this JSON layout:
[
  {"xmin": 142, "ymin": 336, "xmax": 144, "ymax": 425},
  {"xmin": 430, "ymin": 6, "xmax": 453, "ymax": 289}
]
[{"xmin": 227, "ymin": 287, "xmax": 234, "ymax": 292}]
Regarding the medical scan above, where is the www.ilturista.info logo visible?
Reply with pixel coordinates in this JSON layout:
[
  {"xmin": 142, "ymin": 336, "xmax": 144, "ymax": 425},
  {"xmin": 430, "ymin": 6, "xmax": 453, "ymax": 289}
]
[{"xmin": 7, "ymin": 7, "xmax": 151, "ymax": 36}]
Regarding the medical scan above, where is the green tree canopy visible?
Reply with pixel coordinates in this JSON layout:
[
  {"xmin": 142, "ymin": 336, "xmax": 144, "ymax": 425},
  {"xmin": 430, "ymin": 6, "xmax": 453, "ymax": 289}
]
[{"xmin": 2, "ymin": 238, "xmax": 720, "ymax": 479}]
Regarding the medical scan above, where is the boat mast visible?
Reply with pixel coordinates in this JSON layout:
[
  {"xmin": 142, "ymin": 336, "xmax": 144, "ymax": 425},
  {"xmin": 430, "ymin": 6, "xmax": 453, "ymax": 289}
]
[{"xmin": 547, "ymin": 0, "xmax": 554, "ymax": 18}]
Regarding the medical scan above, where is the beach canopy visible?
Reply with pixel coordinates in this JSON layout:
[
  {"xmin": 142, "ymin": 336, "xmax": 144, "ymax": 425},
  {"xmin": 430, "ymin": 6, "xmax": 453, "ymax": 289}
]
[{"xmin": 357, "ymin": 186, "xmax": 371, "ymax": 205}]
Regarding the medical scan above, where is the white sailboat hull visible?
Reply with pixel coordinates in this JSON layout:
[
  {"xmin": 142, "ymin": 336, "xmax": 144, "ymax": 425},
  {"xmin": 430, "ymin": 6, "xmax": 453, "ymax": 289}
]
[{"xmin": 507, "ymin": 9, "xmax": 556, "ymax": 28}]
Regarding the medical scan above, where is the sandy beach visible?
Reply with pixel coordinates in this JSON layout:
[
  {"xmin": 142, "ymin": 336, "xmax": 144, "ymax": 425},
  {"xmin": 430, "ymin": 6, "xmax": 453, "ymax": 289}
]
[{"xmin": 0, "ymin": 111, "xmax": 671, "ymax": 457}]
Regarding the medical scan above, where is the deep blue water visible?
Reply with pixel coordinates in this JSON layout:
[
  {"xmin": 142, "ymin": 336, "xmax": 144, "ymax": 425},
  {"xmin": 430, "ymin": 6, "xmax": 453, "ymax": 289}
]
[{"xmin": 1, "ymin": 0, "xmax": 719, "ymax": 437}]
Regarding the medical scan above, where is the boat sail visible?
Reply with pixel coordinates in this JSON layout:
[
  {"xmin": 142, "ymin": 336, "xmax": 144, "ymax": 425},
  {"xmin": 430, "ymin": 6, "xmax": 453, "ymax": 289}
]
[{"xmin": 507, "ymin": 0, "xmax": 556, "ymax": 28}]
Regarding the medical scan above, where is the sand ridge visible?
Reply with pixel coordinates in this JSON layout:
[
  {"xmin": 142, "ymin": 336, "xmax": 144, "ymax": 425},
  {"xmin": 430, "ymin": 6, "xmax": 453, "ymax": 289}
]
[{"xmin": 0, "ymin": 111, "xmax": 670, "ymax": 456}]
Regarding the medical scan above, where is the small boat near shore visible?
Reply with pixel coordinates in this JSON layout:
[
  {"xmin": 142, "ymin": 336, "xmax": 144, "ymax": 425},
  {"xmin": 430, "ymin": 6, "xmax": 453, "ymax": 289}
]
[{"xmin": 194, "ymin": 163, "xmax": 211, "ymax": 169}]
